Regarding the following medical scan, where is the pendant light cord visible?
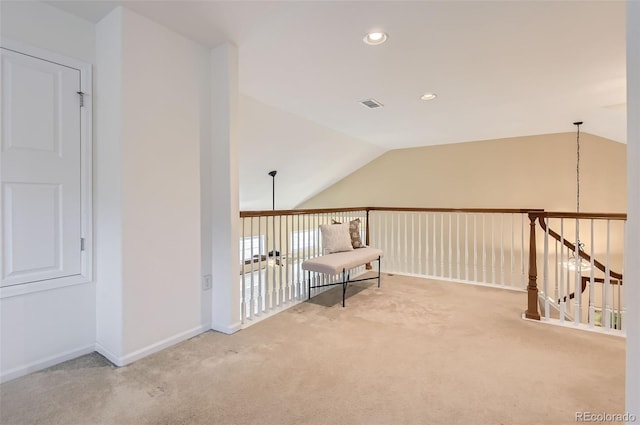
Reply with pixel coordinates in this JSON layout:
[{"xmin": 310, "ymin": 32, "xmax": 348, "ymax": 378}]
[
  {"xmin": 574, "ymin": 121, "xmax": 584, "ymax": 252},
  {"xmin": 573, "ymin": 121, "xmax": 583, "ymax": 214},
  {"xmin": 576, "ymin": 125, "xmax": 580, "ymax": 214}
]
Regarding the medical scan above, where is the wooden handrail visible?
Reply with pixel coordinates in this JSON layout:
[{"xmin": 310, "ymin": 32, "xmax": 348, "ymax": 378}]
[
  {"xmin": 529, "ymin": 211, "xmax": 627, "ymax": 220},
  {"xmin": 240, "ymin": 207, "xmax": 369, "ymax": 218},
  {"xmin": 537, "ymin": 217, "xmax": 623, "ymax": 280},
  {"xmin": 365, "ymin": 207, "xmax": 544, "ymax": 214},
  {"xmin": 240, "ymin": 207, "xmax": 626, "ymax": 219}
]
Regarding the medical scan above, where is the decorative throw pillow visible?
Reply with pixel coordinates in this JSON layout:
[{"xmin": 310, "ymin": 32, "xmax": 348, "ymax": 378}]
[
  {"xmin": 331, "ymin": 218, "xmax": 364, "ymax": 249},
  {"xmin": 320, "ymin": 223, "xmax": 354, "ymax": 254}
]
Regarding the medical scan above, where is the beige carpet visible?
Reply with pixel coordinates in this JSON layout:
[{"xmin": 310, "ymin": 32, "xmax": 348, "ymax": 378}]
[{"xmin": 0, "ymin": 274, "xmax": 625, "ymax": 425}]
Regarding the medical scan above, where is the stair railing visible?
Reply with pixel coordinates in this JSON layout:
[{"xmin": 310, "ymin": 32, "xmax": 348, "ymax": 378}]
[{"xmin": 525, "ymin": 211, "xmax": 627, "ymax": 333}]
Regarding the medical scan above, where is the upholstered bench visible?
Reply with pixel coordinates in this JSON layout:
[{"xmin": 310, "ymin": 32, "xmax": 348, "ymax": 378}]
[{"xmin": 302, "ymin": 247, "xmax": 383, "ymax": 307}]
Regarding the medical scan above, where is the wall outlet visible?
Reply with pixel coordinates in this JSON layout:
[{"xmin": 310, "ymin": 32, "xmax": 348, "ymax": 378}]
[{"xmin": 202, "ymin": 275, "xmax": 212, "ymax": 291}]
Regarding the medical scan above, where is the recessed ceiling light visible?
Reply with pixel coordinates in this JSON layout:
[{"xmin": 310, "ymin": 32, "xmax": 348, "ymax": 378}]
[
  {"xmin": 363, "ymin": 31, "xmax": 388, "ymax": 46},
  {"xmin": 421, "ymin": 93, "xmax": 438, "ymax": 101}
]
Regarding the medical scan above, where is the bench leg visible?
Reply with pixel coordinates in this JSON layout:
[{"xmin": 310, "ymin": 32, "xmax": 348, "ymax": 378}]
[
  {"xmin": 308, "ymin": 271, "xmax": 311, "ymax": 300},
  {"xmin": 342, "ymin": 268, "xmax": 347, "ymax": 307},
  {"xmin": 377, "ymin": 256, "xmax": 381, "ymax": 288}
]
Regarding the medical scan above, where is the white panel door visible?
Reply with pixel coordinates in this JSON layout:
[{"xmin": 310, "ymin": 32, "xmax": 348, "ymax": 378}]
[{"xmin": 1, "ymin": 48, "xmax": 82, "ymax": 286}]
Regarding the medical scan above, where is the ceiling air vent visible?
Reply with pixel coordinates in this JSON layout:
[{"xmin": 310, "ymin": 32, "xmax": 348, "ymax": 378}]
[{"xmin": 359, "ymin": 98, "xmax": 384, "ymax": 109}]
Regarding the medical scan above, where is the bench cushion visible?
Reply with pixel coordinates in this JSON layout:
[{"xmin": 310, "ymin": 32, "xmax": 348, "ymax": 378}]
[{"xmin": 301, "ymin": 247, "xmax": 383, "ymax": 275}]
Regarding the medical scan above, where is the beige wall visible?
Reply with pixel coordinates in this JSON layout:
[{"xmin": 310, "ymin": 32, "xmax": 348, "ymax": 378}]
[{"xmin": 299, "ymin": 133, "xmax": 626, "ymax": 213}]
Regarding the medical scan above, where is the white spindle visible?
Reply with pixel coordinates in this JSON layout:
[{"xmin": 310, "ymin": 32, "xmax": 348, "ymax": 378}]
[
  {"xmin": 285, "ymin": 215, "xmax": 290, "ymax": 303},
  {"xmin": 271, "ymin": 215, "xmax": 277, "ymax": 309},
  {"xmin": 448, "ymin": 213, "xmax": 452, "ymax": 278},
  {"xmin": 240, "ymin": 217, "xmax": 247, "ymax": 324},
  {"xmin": 474, "ymin": 214, "xmax": 478, "ymax": 282},
  {"xmin": 298, "ymin": 215, "xmax": 303, "ymax": 296},
  {"xmin": 604, "ymin": 220, "xmax": 611, "ymax": 330},
  {"xmin": 482, "ymin": 214, "xmax": 486, "ymax": 283},
  {"xmin": 554, "ymin": 238, "xmax": 559, "ymax": 302},
  {"xmin": 433, "ymin": 213, "xmax": 437, "ymax": 276},
  {"xmin": 465, "ymin": 214, "xmax": 469, "ymax": 281},
  {"xmin": 265, "ymin": 215, "xmax": 271, "ymax": 310},
  {"xmin": 312, "ymin": 214, "xmax": 316, "ymax": 293},
  {"xmin": 500, "ymin": 214, "xmax": 505, "ymax": 286},
  {"xmin": 299, "ymin": 215, "xmax": 311, "ymax": 298},
  {"xmin": 559, "ymin": 219, "xmax": 566, "ymax": 323},
  {"xmin": 544, "ymin": 217, "xmax": 549, "ymax": 320},
  {"xmin": 387, "ymin": 213, "xmax": 392, "ymax": 271},
  {"xmin": 617, "ymin": 280, "xmax": 622, "ymax": 331},
  {"xmin": 250, "ymin": 217, "xmax": 255, "ymax": 318},
  {"xmin": 384, "ymin": 212, "xmax": 389, "ymax": 272},
  {"xmin": 278, "ymin": 215, "xmax": 283, "ymax": 305},
  {"xmin": 411, "ymin": 214, "xmax": 415, "ymax": 274},
  {"xmin": 258, "ymin": 217, "xmax": 263, "ymax": 314},
  {"xmin": 439, "ymin": 213, "xmax": 444, "ymax": 277},
  {"xmin": 621, "ymin": 221, "xmax": 626, "ymax": 333},
  {"xmin": 397, "ymin": 213, "xmax": 401, "ymax": 272},
  {"xmin": 588, "ymin": 219, "xmax": 595, "ymax": 327},
  {"xmin": 384, "ymin": 212, "xmax": 390, "ymax": 271},
  {"xmin": 404, "ymin": 213, "xmax": 409, "ymax": 273},
  {"xmin": 241, "ymin": 218, "xmax": 246, "ymax": 322},
  {"xmin": 426, "ymin": 213, "xmax": 431, "ymax": 276},
  {"xmin": 573, "ymin": 218, "xmax": 581, "ymax": 325},
  {"xmin": 510, "ymin": 214, "xmax": 515, "ymax": 286},
  {"xmin": 418, "ymin": 213, "xmax": 422, "ymax": 275},
  {"xmin": 456, "ymin": 213, "xmax": 460, "ymax": 279},
  {"xmin": 491, "ymin": 215, "xmax": 495, "ymax": 284},
  {"xmin": 521, "ymin": 214, "xmax": 525, "ymax": 287}
]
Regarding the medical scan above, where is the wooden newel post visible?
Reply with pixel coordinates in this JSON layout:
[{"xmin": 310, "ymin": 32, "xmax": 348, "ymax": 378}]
[{"xmin": 525, "ymin": 214, "xmax": 541, "ymax": 320}]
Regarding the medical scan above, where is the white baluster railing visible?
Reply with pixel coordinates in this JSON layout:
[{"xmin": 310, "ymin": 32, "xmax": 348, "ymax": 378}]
[
  {"xmin": 239, "ymin": 207, "xmax": 626, "ymax": 337},
  {"xmin": 533, "ymin": 212, "xmax": 626, "ymax": 336},
  {"xmin": 367, "ymin": 208, "xmax": 532, "ymax": 290},
  {"xmin": 239, "ymin": 208, "xmax": 369, "ymax": 327}
]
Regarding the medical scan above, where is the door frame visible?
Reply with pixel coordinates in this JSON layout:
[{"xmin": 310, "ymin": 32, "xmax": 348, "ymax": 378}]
[{"xmin": 0, "ymin": 38, "xmax": 93, "ymax": 298}]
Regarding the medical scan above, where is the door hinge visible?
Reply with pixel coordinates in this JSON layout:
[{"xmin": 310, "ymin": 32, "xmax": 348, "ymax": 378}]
[
  {"xmin": 77, "ymin": 91, "xmax": 85, "ymax": 107},
  {"xmin": 81, "ymin": 238, "xmax": 85, "ymax": 251}
]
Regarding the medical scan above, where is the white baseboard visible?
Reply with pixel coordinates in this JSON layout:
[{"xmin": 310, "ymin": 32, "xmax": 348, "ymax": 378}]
[
  {"xmin": 521, "ymin": 313, "xmax": 626, "ymax": 338},
  {"xmin": 387, "ymin": 270, "xmax": 526, "ymax": 292},
  {"xmin": 94, "ymin": 342, "xmax": 123, "ymax": 367},
  {"xmin": 211, "ymin": 321, "xmax": 241, "ymax": 335},
  {"xmin": 2, "ymin": 325, "xmax": 211, "ymax": 383},
  {"xmin": 119, "ymin": 324, "xmax": 209, "ymax": 366},
  {"xmin": 0, "ymin": 344, "xmax": 95, "ymax": 383}
]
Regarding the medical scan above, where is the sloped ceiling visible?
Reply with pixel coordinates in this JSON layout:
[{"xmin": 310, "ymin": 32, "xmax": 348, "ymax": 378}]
[
  {"xmin": 47, "ymin": 0, "xmax": 627, "ymax": 209},
  {"xmin": 238, "ymin": 95, "xmax": 384, "ymax": 210}
]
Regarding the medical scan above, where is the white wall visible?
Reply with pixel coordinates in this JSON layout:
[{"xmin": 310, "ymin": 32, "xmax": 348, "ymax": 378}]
[
  {"xmin": 120, "ymin": 8, "xmax": 207, "ymax": 356},
  {"xmin": 626, "ymin": 0, "xmax": 640, "ymax": 419},
  {"xmin": 95, "ymin": 7, "xmax": 210, "ymax": 363},
  {"xmin": 0, "ymin": 1, "xmax": 95, "ymax": 64},
  {"xmin": 209, "ymin": 44, "xmax": 241, "ymax": 334},
  {"xmin": 300, "ymin": 133, "xmax": 626, "ymax": 213},
  {"xmin": 0, "ymin": 1, "xmax": 96, "ymax": 381},
  {"xmin": 1, "ymin": 1, "xmax": 233, "ymax": 378},
  {"xmin": 94, "ymin": 7, "xmax": 124, "ymax": 362}
]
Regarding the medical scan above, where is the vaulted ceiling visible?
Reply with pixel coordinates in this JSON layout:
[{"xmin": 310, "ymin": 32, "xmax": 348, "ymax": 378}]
[{"xmin": 48, "ymin": 0, "xmax": 627, "ymax": 209}]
